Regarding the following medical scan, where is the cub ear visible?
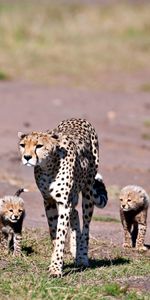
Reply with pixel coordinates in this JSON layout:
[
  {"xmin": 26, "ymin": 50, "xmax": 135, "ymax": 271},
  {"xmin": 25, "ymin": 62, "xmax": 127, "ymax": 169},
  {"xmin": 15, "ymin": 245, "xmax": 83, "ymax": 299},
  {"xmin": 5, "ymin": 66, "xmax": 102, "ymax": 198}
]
[
  {"xmin": 1, "ymin": 198, "xmax": 5, "ymax": 203},
  {"xmin": 18, "ymin": 132, "xmax": 27, "ymax": 139}
]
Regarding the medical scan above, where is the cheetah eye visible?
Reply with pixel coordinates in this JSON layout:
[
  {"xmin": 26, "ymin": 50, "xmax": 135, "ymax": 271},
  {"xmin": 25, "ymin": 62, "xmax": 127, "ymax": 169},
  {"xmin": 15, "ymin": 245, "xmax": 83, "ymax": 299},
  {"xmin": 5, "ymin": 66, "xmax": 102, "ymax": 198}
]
[
  {"xmin": 36, "ymin": 144, "xmax": 43, "ymax": 149},
  {"xmin": 9, "ymin": 209, "xmax": 13, "ymax": 212},
  {"xmin": 127, "ymin": 199, "xmax": 131, "ymax": 202},
  {"xmin": 120, "ymin": 199, "xmax": 123, "ymax": 202},
  {"xmin": 18, "ymin": 209, "xmax": 23, "ymax": 213},
  {"xmin": 20, "ymin": 143, "xmax": 25, "ymax": 148}
]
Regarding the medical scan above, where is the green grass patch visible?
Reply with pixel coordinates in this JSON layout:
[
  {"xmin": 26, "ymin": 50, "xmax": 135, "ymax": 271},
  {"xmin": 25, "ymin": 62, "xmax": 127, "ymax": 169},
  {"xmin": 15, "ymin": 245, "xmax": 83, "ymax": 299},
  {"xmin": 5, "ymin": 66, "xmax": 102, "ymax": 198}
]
[
  {"xmin": 102, "ymin": 282, "xmax": 123, "ymax": 297},
  {"xmin": 140, "ymin": 83, "xmax": 150, "ymax": 92},
  {"xmin": 0, "ymin": 1, "xmax": 150, "ymax": 88},
  {"xmin": 143, "ymin": 119, "xmax": 150, "ymax": 127},
  {"xmin": 0, "ymin": 70, "xmax": 10, "ymax": 80},
  {"xmin": 93, "ymin": 215, "xmax": 120, "ymax": 223},
  {"xmin": 0, "ymin": 228, "xmax": 150, "ymax": 299},
  {"xmin": 141, "ymin": 133, "xmax": 150, "ymax": 140}
]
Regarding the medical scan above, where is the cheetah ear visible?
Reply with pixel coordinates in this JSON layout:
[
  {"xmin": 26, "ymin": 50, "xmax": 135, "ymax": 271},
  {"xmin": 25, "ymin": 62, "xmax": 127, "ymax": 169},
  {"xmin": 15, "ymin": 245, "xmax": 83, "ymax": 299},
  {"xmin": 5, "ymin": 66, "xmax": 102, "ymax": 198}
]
[
  {"xmin": 18, "ymin": 132, "xmax": 27, "ymax": 139},
  {"xmin": 51, "ymin": 133, "xmax": 59, "ymax": 140}
]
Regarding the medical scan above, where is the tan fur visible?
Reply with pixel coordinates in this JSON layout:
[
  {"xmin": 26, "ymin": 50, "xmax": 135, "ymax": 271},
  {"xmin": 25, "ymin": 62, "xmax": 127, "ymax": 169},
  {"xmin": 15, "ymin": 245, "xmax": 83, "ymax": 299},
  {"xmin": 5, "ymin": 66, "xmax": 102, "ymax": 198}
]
[
  {"xmin": 0, "ymin": 194, "xmax": 25, "ymax": 256},
  {"xmin": 119, "ymin": 185, "xmax": 149, "ymax": 251}
]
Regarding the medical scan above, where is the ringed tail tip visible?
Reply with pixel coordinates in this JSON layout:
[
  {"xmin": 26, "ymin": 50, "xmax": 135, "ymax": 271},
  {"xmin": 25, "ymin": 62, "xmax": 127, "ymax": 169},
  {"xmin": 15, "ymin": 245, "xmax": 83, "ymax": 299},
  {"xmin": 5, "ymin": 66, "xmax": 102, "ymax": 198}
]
[{"xmin": 14, "ymin": 188, "xmax": 29, "ymax": 197}]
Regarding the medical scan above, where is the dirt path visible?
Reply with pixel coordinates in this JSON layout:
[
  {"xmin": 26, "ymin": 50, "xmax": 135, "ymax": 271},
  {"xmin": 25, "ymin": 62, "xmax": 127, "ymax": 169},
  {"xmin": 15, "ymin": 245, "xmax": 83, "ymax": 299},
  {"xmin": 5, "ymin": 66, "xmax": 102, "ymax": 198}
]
[{"xmin": 0, "ymin": 80, "xmax": 149, "ymax": 245}]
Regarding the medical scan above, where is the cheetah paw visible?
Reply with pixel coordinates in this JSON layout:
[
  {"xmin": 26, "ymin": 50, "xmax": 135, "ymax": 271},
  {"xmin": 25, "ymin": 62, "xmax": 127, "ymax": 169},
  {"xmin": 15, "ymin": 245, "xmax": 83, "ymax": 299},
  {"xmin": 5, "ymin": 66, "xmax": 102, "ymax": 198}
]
[
  {"xmin": 48, "ymin": 266, "xmax": 62, "ymax": 278},
  {"xmin": 123, "ymin": 242, "xmax": 132, "ymax": 249},
  {"xmin": 136, "ymin": 245, "xmax": 148, "ymax": 252},
  {"xmin": 13, "ymin": 251, "xmax": 22, "ymax": 257}
]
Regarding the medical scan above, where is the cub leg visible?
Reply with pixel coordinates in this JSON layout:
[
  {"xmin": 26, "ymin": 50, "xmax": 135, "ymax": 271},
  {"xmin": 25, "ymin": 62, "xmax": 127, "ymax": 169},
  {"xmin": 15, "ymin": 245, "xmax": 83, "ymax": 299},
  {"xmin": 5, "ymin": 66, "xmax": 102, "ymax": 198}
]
[
  {"xmin": 123, "ymin": 223, "xmax": 132, "ymax": 248},
  {"xmin": 136, "ymin": 223, "xmax": 147, "ymax": 251},
  {"xmin": 13, "ymin": 233, "xmax": 22, "ymax": 256}
]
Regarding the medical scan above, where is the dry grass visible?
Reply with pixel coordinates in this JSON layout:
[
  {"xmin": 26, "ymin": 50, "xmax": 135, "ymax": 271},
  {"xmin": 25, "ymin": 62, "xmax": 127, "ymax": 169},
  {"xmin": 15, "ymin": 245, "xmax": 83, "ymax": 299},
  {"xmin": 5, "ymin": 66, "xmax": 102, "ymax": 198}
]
[{"xmin": 0, "ymin": 1, "xmax": 150, "ymax": 88}]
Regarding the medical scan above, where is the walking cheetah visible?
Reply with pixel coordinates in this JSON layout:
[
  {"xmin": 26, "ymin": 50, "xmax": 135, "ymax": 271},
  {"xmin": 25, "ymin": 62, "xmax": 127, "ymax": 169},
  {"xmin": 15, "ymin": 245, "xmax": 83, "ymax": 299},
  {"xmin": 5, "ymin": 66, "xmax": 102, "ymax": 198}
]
[
  {"xmin": 0, "ymin": 188, "xmax": 26, "ymax": 255},
  {"xmin": 18, "ymin": 118, "xmax": 108, "ymax": 277},
  {"xmin": 119, "ymin": 185, "xmax": 149, "ymax": 251}
]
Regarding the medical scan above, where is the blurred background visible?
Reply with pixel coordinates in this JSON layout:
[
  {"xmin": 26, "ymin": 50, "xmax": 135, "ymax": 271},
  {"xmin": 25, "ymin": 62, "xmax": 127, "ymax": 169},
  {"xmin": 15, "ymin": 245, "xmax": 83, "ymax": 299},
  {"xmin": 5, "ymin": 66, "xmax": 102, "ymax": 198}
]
[
  {"xmin": 0, "ymin": 0, "xmax": 150, "ymax": 90},
  {"xmin": 0, "ymin": 0, "xmax": 149, "ymax": 234}
]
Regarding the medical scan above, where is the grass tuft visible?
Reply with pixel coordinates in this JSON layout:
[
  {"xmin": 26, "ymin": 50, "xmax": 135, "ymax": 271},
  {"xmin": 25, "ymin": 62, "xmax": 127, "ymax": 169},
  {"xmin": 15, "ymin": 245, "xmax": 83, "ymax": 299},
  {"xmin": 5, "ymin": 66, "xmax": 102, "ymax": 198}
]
[
  {"xmin": 0, "ymin": 228, "xmax": 150, "ymax": 299},
  {"xmin": 0, "ymin": 70, "xmax": 10, "ymax": 80},
  {"xmin": 143, "ymin": 119, "xmax": 150, "ymax": 127},
  {"xmin": 102, "ymin": 282, "xmax": 123, "ymax": 296},
  {"xmin": 141, "ymin": 133, "xmax": 150, "ymax": 140},
  {"xmin": 92, "ymin": 215, "xmax": 120, "ymax": 223},
  {"xmin": 140, "ymin": 83, "xmax": 150, "ymax": 92}
]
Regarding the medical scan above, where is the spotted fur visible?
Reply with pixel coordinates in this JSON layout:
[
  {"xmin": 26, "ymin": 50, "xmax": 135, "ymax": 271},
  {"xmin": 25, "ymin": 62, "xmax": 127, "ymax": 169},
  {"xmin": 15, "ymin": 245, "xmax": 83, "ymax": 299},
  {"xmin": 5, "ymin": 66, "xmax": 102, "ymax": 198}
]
[
  {"xmin": 119, "ymin": 185, "xmax": 149, "ymax": 251},
  {"xmin": 0, "ymin": 189, "xmax": 26, "ymax": 256},
  {"xmin": 18, "ymin": 118, "xmax": 108, "ymax": 277}
]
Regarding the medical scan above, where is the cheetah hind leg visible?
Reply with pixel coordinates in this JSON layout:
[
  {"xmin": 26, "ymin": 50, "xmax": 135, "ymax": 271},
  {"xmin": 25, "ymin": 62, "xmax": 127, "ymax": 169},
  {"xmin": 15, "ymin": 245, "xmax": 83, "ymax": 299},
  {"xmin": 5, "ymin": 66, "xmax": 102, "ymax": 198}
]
[
  {"xmin": 76, "ymin": 190, "xmax": 94, "ymax": 268},
  {"xmin": 92, "ymin": 173, "xmax": 108, "ymax": 208},
  {"xmin": 69, "ymin": 208, "xmax": 81, "ymax": 262}
]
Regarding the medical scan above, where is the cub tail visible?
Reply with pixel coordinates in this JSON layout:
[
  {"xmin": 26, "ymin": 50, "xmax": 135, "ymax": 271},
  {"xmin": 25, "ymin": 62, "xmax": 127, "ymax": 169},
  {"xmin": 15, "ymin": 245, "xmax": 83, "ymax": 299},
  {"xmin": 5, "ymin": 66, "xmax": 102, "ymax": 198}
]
[{"xmin": 14, "ymin": 188, "xmax": 28, "ymax": 197}]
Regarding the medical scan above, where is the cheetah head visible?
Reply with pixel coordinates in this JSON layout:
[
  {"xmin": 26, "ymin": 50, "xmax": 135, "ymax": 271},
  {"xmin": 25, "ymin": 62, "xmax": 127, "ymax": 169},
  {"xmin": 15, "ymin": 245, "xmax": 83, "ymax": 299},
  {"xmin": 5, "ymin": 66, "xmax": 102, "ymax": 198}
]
[
  {"xmin": 18, "ymin": 131, "xmax": 59, "ymax": 167},
  {"xmin": 119, "ymin": 186, "xmax": 145, "ymax": 212},
  {"xmin": 0, "ymin": 196, "xmax": 25, "ymax": 223}
]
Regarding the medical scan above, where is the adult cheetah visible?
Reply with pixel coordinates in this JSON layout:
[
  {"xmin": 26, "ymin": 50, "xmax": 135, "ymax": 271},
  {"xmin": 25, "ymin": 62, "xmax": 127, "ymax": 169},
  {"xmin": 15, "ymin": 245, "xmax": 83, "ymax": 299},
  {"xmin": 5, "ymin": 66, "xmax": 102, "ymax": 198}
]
[{"xmin": 18, "ymin": 118, "xmax": 108, "ymax": 277}]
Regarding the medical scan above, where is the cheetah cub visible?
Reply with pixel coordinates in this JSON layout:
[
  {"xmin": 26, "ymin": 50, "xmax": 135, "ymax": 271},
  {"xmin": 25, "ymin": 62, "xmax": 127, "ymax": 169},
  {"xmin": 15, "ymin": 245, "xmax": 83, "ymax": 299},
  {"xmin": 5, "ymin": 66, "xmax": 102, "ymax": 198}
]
[
  {"xmin": 0, "ymin": 188, "xmax": 27, "ymax": 256},
  {"xmin": 119, "ymin": 185, "xmax": 149, "ymax": 251}
]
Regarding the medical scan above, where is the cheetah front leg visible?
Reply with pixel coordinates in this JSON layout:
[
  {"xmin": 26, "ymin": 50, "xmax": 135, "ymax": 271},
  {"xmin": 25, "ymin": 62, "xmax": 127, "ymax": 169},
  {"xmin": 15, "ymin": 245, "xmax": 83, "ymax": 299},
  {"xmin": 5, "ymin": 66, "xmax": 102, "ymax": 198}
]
[
  {"xmin": 13, "ymin": 233, "xmax": 22, "ymax": 256},
  {"xmin": 48, "ymin": 203, "xmax": 71, "ymax": 277},
  {"xmin": 122, "ymin": 222, "xmax": 132, "ymax": 249},
  {"xmin": 136, "ymin": 223, "xmax": 147, "ymax": 251},
  {"xmin": 44, "ymin": 197, "xmax": 58, "ymax": 247},
  {"xmin": 120, "ymin": 210, "xmax": 132, "ymax": 248},
  {"xmin": 1, "ymin": 227, "xmax": 9, "ymax": 251}
]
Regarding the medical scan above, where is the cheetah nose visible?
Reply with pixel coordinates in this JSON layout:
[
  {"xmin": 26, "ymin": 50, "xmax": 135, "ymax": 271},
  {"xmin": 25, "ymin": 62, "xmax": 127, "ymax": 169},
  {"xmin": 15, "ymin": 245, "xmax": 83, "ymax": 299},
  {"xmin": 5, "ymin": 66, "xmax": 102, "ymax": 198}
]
[
  {"xmin": 122, "ymin": 204, "xmax": 125, "ymax": 208},
  {"xmin": 24, "ymin": 155, "xmax": 32, "ymax": 161}
]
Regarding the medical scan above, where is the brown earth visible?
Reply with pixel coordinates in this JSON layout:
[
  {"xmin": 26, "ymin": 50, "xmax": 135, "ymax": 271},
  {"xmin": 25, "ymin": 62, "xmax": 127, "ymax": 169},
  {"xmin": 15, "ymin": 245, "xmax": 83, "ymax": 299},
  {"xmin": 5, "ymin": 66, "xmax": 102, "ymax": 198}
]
[{"xmin": 0, "ymin": 80, "xmax": 150, "ymax": 290}]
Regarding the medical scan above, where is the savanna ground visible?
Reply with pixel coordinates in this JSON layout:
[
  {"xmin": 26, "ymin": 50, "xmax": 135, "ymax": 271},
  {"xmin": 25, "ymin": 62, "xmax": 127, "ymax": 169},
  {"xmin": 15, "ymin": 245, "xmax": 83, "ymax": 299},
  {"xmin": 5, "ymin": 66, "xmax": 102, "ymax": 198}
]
[{"xmin": 0, "ymin": 0, "xmax": 150, "ymax": 299}]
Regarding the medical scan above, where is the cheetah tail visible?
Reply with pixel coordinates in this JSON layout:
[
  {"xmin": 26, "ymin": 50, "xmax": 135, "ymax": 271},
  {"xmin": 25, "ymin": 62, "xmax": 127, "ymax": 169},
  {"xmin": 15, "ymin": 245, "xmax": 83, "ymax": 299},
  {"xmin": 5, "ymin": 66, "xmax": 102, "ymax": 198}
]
[
  {"xmin": 92, "ymin": 173, "xmax": 108, "ymax": 208},
  {"xmin": 14, "ymin": 188, "xmax": 28, "ymax": 197}
]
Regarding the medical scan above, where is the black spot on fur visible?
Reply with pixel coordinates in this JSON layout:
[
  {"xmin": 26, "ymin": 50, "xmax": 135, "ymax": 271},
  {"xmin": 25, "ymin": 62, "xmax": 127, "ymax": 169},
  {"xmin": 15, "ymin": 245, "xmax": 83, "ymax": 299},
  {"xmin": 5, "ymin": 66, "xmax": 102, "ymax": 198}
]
[{"xmin": 56, "ymin": 193, "xmax": 61, "ymax": 197}]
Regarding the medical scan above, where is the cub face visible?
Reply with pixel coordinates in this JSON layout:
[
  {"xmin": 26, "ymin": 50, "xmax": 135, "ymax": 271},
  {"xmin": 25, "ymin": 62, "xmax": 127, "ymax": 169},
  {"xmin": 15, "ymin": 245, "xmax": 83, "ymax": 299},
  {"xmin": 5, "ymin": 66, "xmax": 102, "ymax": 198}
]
[
  {"xmin": 0, "ymin": 197, "xmax": 25, "ymax": 223},
  {"xmin": 119, "ymin": 187, "xmax": 145, "ymax": 212},
  {"xmin": 18, "ymin": 132, "xmax": 58, "ymax": 167}
]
